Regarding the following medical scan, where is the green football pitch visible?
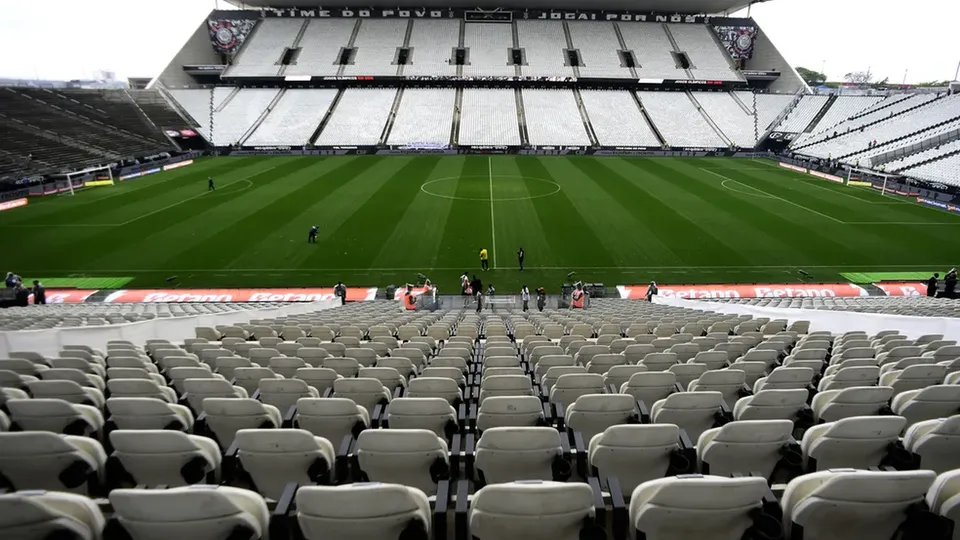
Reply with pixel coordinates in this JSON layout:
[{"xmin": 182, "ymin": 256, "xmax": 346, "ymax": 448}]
[{"xmin": 2, "ymin": 155, "xmax": 958, "ymax": 292}]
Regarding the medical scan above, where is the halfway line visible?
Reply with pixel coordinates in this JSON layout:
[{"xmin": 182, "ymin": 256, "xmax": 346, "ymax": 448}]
[{"xmin": 488, "ymin": 156, "xmax": 497, "ymax": 269}]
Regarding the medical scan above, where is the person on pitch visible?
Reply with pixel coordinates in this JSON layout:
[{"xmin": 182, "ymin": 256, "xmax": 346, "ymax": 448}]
[
  {"xmin": 479, "ymin": 248, "xmax": 489, "ymax": 271},
  {"xmin": 208, "ymin": 176, "xmax": 215, "ymax": 191},
  {"xmin": 308, "ymin": 225, "xmax": 319, "ymax": 244},
  {"xmin": 517, "ymin": 247, "xmax": 525, "ymax": 271}
]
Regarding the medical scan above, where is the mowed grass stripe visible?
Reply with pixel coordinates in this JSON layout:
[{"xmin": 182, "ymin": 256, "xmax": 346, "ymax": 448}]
[
  {"xmin": 437, "ymin": 156, "xmax": 493, "ymax": 271},
  {"xmin": 487, "ymin": 157, "xmax": 559, "ymax": 268},
  {"xmin": 318, "ymin": 157, "xmax": 441, "ymax": 269},
  {"xmin": 372, "ymin": 157, "xmax": 464, "ymax": 270},
  {"xmin": 627, "ymin": 158, "xmax": 797, "ymax": 264},
  {"xmin": 515, "ymin": 156, "xmax": 616, "ymax": 268},
  {"xmin": 104, "ymin": 157, "xmax": 351, "ymax": 270},
  {"xmin": 70, "ymin": 157, "xmax": 317, "ymax": 272}
]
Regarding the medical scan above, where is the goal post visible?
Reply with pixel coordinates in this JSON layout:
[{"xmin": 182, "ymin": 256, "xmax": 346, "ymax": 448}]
[
  {"xmin": 65, "ymin": 164, "xmax": 116, "ymax": 195},
  {"xmin": 842, "ymin": 165, "xmax": 901, "ymax": 196}
]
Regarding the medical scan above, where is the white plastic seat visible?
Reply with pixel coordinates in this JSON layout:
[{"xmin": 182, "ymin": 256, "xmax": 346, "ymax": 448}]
[
  {"xmin": 541, "ymin": 366, "xmax": 586, "ymax": 393},
  {"xmin": 630, "ymin": 475, "xmax": 770, "ymax": 540},
  {"xmin": 586, "ymin": 353, "xmax": 627, "ymax": 375},
  {"xmin": 295, "ymin": 483, "xmax": 430, "ymax": 540},
  {"xmin": 693, "ymin": 351, "xmax": 730, "ymax": 371},
  {"xmin": 106, "ymin": 367, "xmax": 166, "ymax": 386},
  {"xmin": 293, "ymin": 367, "xmax": 341, "ymax": 395},
  {"xmin": 182, "ymin": 378, "xmax": 248, "ymax": 413},
  {"xmin": 753, "ymin": 367, "xmax": 815, "ymax": 393},
  {"xmin": 258, "ymin": 378, "xmax": 320, "ymax": 413},
  {"xmin": 358, "ymin": 366, "xmax": 407, "ymax": 393},
  {"xmin": 295, "ymin": 397, "xmax": 369, "ymax": 446},
  {"xmin": 109, "ymin": 429, "xmax": 220, "ymax": 486},
  {"xmin": 651, "ymin": 391, "xmax": 724, "ymax": 441},
  {"xmin": 0, "ymin": 432, "xmax": 106, "ymax": 493},
  {"xmin": 333, "ymin": 378, "xmax": 391, "ymax": 415},
  {"xmin": 6, "ymin": 398, "xmax": 104, "ymax": 436},
  {"xmin": 903, "ymin": 415, "xmax": 960, "ymax": 473},
  {"xmin": 879, "ymin": 364, "xmax": 947, "ymax": 397},
  {"xmin": 475, "ymin": 427, "xmax": 567, "ymax": 485},
  {"xmin": 0, "ymin": 490, "xmax": 105, "ymax": 540},
  {"xmin": 620, "ymin": 371, "xmax": 678, "ymax": 406},
  {"xmin": 811, "ymin": 385, "xmax": 894, "ymax": 422},
  {"xmin": 550, "ymin": 373, "xmax": 606, "ymax": 406},
  {"xmin": 801, "ymin": 415, "xmax": 906, "ymax": 470},
  {"xmin": 476, "ymin": 396, "xmax": 545, "ymax": 431},
  {"xmin": 733, "ymin": 388, "xmax": 809, "ymax": 421},
  {"xmin": 407, "ymin": 377, "xmax": 462, "ymax": 404},
  {"xmin": 639, "ymin": 352, "xmax": 678, "ymax": 371},
  {"xmin": 480, "ymin": 375, "xmax": 536, "ymax": 404},
  {"xmin": 386, "ymin": 397, "xmax": 457, "ymax": 438},
  {"xmin": 107, "ymin": 379, "xmax": 177, "ymax": 403},
  {"xmin": 688, "ymin": 369, "xmax": 746, "ymax": 407},
  {"xmin": 470, "ymin": 481, "xmax": 595, "ymax": 540},
  {"xmin": 623, "ymin": 344, "xmax": 655, "ymax": 365},
  {"xmin": 268, "ymin": 356, "xmax": 307, "ymax": 378},
  {"xmin": 232, "ymin": 367, "xmax": 282, "ymax": 396},
  {"xmin": 355, "ymin": 428, "xmax": 449, "ymax": 496},
  {"xmin": 109, "ymin": 485, "xmax": 269, "ymax": 540},
  {"xmin": 105, "ymin": 397, "xmax": 194, "ymax": 431},
  {"xmin": 892, "ymin": 385, "xmax": 960, "ymax": 427},
  {"xmin": 202, "ymin": 398, "xmax": 282, "ymax": 449},
  {"xmin": 728, "ymin": 361, "xmax": 768, "ymax": 387},
  {"xmin": 28, "ymin": 380, "xmax": 104, "ymax": 408},
  {"xmin": 781, "ymin": 469, "xmax": 936, "ymax": 540},
  {"xmin": 604, "ymin": 365, "xmax": 648, "ymax": 393},
  {"xmin": 588, "ymin": 424, "xmax": 680, "ymax": 498},
  {"xmin": 697, "ymin": 419, "xmax": 794, "ymax": 479},
  {"xmin": 235, "ymin": 428, "xmax": 335, "ymax": 500},
  {"xmin": 925, "ymin": 469, "xmax": 960, "ymax": 537},
  {"xmin": 565, "ymin": 393, "xmax": 638, "ymax": 442},
  {"xmin": 49, "ymin": 357, "xmax": 105, "ymax": 379}
]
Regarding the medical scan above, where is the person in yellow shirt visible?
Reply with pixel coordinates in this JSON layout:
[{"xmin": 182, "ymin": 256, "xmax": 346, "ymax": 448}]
[{"xmin": 479, "ymin": 248, "xmax": 489, "ymax": 271}]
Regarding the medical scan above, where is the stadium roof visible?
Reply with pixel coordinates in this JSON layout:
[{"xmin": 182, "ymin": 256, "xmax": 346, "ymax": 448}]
[{"xmin": 226, "ymin": 0, "xmax": 764, "ymax": 15}]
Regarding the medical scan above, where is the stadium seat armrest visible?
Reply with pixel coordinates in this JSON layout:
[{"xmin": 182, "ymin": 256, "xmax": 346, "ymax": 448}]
[
  {"xmin": 322, "ymin": 387, "xmax": 333, "ymax": 398},
  {"xmin": 457, "ymin": 403, "xmax": 468, "ymax": 431},
  {"xmin": 433, "ymin": 479, "xmax": 452, "ymax": 540},
  {"xmin": 573, "ymin": 431, "xmax": 588, "ymax": 478},
  {"xmin": 542, "ymin": 402, "xmax": 555, "ymax": 426},
  {"xmin": 454, "ymin": 480, "xmax": 470, "ymax": 540},
  {"xmin": 606, "ymin": 383, "xmax": 618, "ymax": 394},
  {"xmin": 268, "ymin": 482, "xmax": 297, "ymax": 540},
  {"xmin": 636, "ymin": 400, "xmax": 651, "ymax": 423},
  {"xmin": 554, "ymin": 402, "xmax": 566, "ymax": 431},
  {"xmin": 606, "ymin": 476, "xmax": 628, "ymax": 540},
  {"xmin": 372, "ymin": 404, "xmax": 385, "ymax": 428},
  {"xmin": 336, "ymin": 435, "xmax": 354, "ymax": 484},
  {"xmin": 464, "ymin": 433, "xmax": 476, "ymax": 482},
  {"xmin": 282, "ymin": 405, "xmax": 297, "ymax": 428},
  {"xmin": 673, "ymin": 383, "xmax": 685, "ymax": 393},
  {"xmin": 468, "ymin": 403, "xmax": 477, "ymax": 430},
  {"xmin": 449, "ymin": 433, "xmax": 462, "ymax": 477},
  {"xmin": 677, "ymin": 428, "xmax": 694, "ymax": 450},
  {"xmin": 587, "ymin": 476, "xmax": 607, "ymax": 525},
  {"xmin": 222, "ymin": 440, "xmax": 240, "ymax": 485},
  {"xmin": 250, "ymin": 389, "xmax": 261, "ymax": 401},
  {"xmin": 392, "ymin": 386, "xmax": 404, "ymax": 400}
]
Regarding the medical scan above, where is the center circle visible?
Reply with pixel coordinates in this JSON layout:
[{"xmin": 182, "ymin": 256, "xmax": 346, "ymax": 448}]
[{"xmin": 420, "ymin": 175, "xmax": 562, "ymax": 202}]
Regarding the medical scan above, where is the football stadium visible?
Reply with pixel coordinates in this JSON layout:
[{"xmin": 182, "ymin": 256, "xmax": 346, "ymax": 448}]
[{"xmin": 1, "ymin": 0, "xmax": 960, "ymax": 537}]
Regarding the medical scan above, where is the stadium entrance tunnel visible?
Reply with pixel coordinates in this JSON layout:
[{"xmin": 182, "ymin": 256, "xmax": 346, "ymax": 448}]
[{"xmin": 419, "ymin": 175, "xmax": 561, "ymax": 202}]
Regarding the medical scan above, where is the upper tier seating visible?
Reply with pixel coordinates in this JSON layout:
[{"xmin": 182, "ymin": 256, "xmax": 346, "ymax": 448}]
[
  {"xmin": 775, "ymin": 95, "xmax": 829, "ymax": 134},
  {"xmin": 462, "ymin": 22, "xmax": 515, "ymax": 77},
  {"xmin": 284, "ymin": 19, "xmax": 355, "ymax": 77},
  {"xmin": 667, "ymin": 23, "xmax": 743, "ymax": 81},
  {"xmin": 516, "ymin": 21, "xmax": 574, "ymax": 78},
  {"xmin": 405, "ymin": 20, "xmax": 459, "ymax": 77},
  {"xmin": 567, "ymin": 22, "xmax": 631, "ymax": 79},
  {"xmin": 618, "ymin": 23, "xmax": 687, "ymax": 80},
  {"xmin": 343, "ymin": 20, "xmax": 408, "ymax": 77},
  {"xmin": 797, "ymin": 96, "xmax": 885, "ymax": 142},
  {"xmin": 226, "ymin": 19, "xmax": 302, "ymax": 77}
]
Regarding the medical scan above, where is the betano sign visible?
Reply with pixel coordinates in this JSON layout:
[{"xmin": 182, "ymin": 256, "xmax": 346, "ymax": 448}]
[
  {"xmin": 617, "ymin": 283, "xmax": 869, "ymax": 299},
  {"xmin": 101, "ymin": 288, "xmax": 380, "ymax": 303},
  {"xmin": 0, "ymin": 198, "xmax": 28, "ymax": 212}
]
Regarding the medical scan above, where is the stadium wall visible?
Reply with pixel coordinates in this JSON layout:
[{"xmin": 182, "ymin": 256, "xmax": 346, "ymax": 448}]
[
  {"xmin": 743, "ymin": 27, "xmax": 806, "ymax": 94},
  {"xmin": 156, "ymin": 18, "xmax": 224, "ymax": 88},
  {"xmin": 655, "ymin": 296, "xmax": 960, "ymax": 341}
]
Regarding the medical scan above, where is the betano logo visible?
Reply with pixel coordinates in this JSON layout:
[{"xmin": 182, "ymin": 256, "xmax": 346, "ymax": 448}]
[
  {"xmin": 617, "ymin": 283, "xmax": 868, "ymax": 299},
  {"xmin": 0, "ymin": 198, "xmax": 28, "ymax": 212}
]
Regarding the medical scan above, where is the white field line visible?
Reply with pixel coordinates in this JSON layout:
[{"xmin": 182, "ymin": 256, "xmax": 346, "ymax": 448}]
[
  {"xmin": 488, "ymin": 156, "xmax": 497, "ymax": 269},
  {"xmin": 699, "ymin": 167, "xmax": 846, "ymax": 224}
]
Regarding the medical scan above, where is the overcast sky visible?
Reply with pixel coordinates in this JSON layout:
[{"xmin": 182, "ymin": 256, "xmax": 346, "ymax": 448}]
[{"xmin": 0, "ymin": 0, "xmax": 957, "ymax": 84}]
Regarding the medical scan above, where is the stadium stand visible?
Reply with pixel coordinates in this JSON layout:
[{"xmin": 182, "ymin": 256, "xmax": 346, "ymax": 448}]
[
  {"xmin": 578, "ymin": 90, "xmax": 660, "ymax": 147},
  {"xmin": 313, "ymin": 88, "xmax": 397, "ymax": 146},
  {"xmin": 458, "ymin": 89, "xmax": 522, "ymax": 146},
  {"xmin": 462, "ymin": 22, "xmax": 515, "ymax": 77},
  {"xmin": 516, "ymin": 21, "xmax": 574, "ymax": 78},
  {"xmin": 567, "ymin": 23, "xmax": 631, "ymax": 79},
  {"xmin": 386, "ymin": 88, "xmax": 456, "ymax": 146},
  {"xmin": 618, "ymin": 23, "xmax": 688, "ymax": 80},
  {"xmin": 225, "ymin": 19, "xmax": 304, "ymax": 78},
  {"xmin": 774, "ymin": 95, "xmax": 829, "ymax": 134},
  {"xmin": 283, "ymin": 20, "xmax": 355, "ymax": 78},
  {"xmin": 244, "ymin": 89, "xmax": 338, "ymax": 147},
  {"xmin": 1, "ymin": 295, "xmax": 959, "ymax": 539},
  {"xmin": 667, "ymin": 23, "xmax": 743, "ymax": 82},
  {"xmin": 796, "ymin": 96, "xmax": 885, "ymax": 141},
  {"xmin": 342, "ymin": 20, "xmax": 409, "ymax": 77},
  {"xmin": 405, "ymin": 20, "xmax": 460, "ymax": 77},
  {"xmin": 708, "ymin": 296, "xmax": 960, "ymax": 318},
  {"xmin": 695, "ymin": 91, "xmax": 758, "ymax": 146},
  {"xmin": 637, "ymin": 91, "xmax": 727, "ymax": 147},
  {"xmin": 521, "ymin": 90, "xmax": 591, "ymax": 146},
  {"xmin": 905, "ymin": 153, "xmax": 960, "ymax": 186}
]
